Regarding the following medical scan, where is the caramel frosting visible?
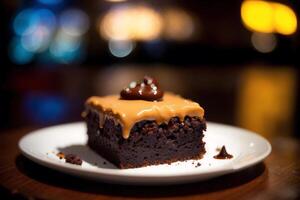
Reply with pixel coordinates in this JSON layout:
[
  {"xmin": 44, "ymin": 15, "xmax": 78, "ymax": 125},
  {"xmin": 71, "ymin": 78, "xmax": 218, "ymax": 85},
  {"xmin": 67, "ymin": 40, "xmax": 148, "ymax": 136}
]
[{"xmin": 86, "ymin": 92, "xmax": 204, "ymax": 139}]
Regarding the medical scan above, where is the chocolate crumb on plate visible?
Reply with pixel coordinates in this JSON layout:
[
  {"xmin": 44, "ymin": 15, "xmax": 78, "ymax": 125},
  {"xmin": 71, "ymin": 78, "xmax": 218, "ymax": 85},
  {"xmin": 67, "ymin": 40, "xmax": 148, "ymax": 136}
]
[
  {"xmin": 213, "ymin": 145, "xmax": 233, "ymax": 159},
  {"xmin": 195, "ymin": 162, "xmax": 201, "ymax": 168},
  {"xmin": 65, "ymin": 154, "xmax": 82, "ymax": 165}
]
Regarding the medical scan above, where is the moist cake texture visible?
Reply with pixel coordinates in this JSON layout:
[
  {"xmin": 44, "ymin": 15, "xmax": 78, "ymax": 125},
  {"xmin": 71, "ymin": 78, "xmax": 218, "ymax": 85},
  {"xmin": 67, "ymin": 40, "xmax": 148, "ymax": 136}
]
[{"xmin": 83, "ymin": 76, "xmax": 207, "ymax": 169}]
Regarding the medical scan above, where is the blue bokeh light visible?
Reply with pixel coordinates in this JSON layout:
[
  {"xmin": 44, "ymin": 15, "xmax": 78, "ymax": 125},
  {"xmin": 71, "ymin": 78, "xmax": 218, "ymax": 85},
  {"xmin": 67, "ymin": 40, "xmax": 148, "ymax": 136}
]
[
  {"xmin": 108, "ymin": 40, "xmax": 134, "ymax": 58},
  {"xmin": 51, "ymin": 45, "xmax": 83, "ymax": 63},
  {"xmin": 32, "ymin": 8, "xmax": 57, "ymax": 32},
  {"xmin": 23, "ymin": 93, "xmax": 68, "ymax": 124},
  {"xmin": 21, "ymin": 25, "xmax": 52, "ymax": 53},
  {"xmin": 13, "ymin": 9, "xmax": 36, "ymax": 36},
  {"xmin": 13, "ymin": 8, "xmax": 56, "ymax": 36},
  {"xmin": 60, "ymin": 9, "xmax": 90, "ymax": 36},
  {"xmin": 9, "ymin": 37, "xmax": 34, "ymax": 64},
  {"xmin": 49, "ymin": 30, "xmax": 83, "ymax": 63},
  {"xmin": 11, "ymin": 6, "xmax": 88, "ymax": 64},
  {"xmin": 38, "ymin": 0, "xmax": 63, "ymax": 5}
]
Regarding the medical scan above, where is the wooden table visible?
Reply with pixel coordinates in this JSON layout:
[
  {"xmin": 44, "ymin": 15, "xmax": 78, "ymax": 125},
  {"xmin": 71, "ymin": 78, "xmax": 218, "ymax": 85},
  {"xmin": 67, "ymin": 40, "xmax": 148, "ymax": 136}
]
[{"xmin": 1, "ymin": 128, "xmax": 300, "ymax": 200}]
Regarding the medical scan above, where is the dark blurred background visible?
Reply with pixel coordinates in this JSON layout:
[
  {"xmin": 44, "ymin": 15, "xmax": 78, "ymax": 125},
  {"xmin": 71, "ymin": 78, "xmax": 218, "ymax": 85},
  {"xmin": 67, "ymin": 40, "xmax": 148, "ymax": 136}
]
[{"xmin": 0, "ymin": 0, "xmax": 299, "ymax": 139}]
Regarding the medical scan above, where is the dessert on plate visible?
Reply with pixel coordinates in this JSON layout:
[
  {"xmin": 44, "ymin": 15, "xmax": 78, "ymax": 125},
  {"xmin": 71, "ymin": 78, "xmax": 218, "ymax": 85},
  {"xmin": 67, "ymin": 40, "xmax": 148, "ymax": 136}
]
[{"xmin": 82, "ymin": 76, "xmax": 206, "ymax": 169}]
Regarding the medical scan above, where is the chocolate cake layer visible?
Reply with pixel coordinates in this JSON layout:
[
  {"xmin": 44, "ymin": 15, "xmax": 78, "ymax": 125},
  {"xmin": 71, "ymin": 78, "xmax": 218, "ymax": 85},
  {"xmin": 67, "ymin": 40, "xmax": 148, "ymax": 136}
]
[{"xmin": 85, "ymin": 108, "xmax": 206, "ymax": 169}]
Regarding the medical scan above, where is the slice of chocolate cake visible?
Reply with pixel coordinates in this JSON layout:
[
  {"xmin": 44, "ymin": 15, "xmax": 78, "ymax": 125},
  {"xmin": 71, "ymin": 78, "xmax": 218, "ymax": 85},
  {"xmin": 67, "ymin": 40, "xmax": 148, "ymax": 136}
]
[{"xmin": 83, "ymin": 76, "xmax": 206, "ymax": 169}]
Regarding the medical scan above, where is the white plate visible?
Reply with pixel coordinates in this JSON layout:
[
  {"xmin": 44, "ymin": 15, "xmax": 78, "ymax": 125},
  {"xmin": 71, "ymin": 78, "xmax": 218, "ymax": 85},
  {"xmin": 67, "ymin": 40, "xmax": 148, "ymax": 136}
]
[{"xmin": 19, "ymin": 122, "xmax": 271, "ymax": 185}]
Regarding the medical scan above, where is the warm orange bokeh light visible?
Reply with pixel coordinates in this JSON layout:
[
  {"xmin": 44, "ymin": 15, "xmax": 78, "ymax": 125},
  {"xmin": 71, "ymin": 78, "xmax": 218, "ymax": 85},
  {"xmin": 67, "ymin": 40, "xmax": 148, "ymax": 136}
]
[
  {"xmin": 99, "ymin": 5, "xmax": 195, "ymax": 41},
  {"xmin": 241, "ymin": 0, "xmax": 297, "ymax": 35},
  {"xmin": 99, "ymin": 5, "xmax": 163, "ymax": 41},
  {"xmin": 163, "ymin": 8, "xmax": 194, "ymax": 40}
]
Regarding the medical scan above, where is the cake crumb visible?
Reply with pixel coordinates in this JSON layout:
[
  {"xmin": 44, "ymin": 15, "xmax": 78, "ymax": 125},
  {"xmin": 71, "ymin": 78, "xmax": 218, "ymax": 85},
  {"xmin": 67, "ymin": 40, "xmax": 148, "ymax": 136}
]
[
  {"xmin": 56, "ymin": 152, "xmax": 65, "ymax": 159},
  {"xmin": 103, "ymin": 161, "xmax": 106, "ymax": 165},
  {"xmin": 65, "ymin": 154, "xmax": 82, "ymax": 165},
  {"xmin": 195, "ymin": 162, "xmax": 201, "ymax": 168},
  {"xmin": 214, "ymin": 145, "xmax": 233, "ymax": 159}
]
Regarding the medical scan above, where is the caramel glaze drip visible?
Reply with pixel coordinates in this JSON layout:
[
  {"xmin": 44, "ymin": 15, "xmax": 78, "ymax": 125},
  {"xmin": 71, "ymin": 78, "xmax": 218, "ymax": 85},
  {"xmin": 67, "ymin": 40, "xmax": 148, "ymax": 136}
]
[
  {"xmin": 120, "ymin": 76, "xmax": 164, "ymax": 101},
  {"xmin": 85, "ymin": 93, "xmax": 204, "ymax": 139},
  {"xmin": 213, "ymin": 146, "xmax": 233, "ymax": 159}
]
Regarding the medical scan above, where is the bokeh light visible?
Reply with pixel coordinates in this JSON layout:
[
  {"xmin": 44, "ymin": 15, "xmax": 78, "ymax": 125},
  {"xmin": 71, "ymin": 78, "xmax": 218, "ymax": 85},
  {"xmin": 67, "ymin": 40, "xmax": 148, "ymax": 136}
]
[
  {"xmin": 10, "ymin": 6, "xmax": 89, "ymax": 65},
  {"xmin": 50, "ymin": 30, "xmax": 83, "ymax": 63},
  {"xmin": 21, "ymin": 25, "xmax": 51, "ymax": 53},
  {"xmin": 99, "ymin": 5, "xmax": 195, "ymax": 42},
  {"xmin": 241, "ymin": 1, "xmax": 273, "ymax": 33},
  {"xmin": 13, "ymin": 8, "xmax": 56, "ymax": 36},
  {"xmin": 60, "ymin": 9, "xmax": 90, "ymax": 36},
  {"xmin": 163, "ymin": 8, "xmax": 195, "ymax": 40},
  {"xmin": 108, "ymin": 39, "xmax": 134, "ymax": 57},
  {"xmin": 12, "ymin": 8, "xmax": 56, "ymax": 55},
  {"xmin": 100, "ymin": 5, "xmax": 163, "ymax": 41},
  {"xmin": 23, "ymin": 93, "xmax": 68, "ymax": 124},
  {"xmin": 33, "ymin": 8, "xmax": 57, "ymax": 32},
  {"xmin": 241, "ymin": 0, "xmax": 297, "ymax": 35},
  {"xmin": 251, "ymin": 32, "xmax": 277, "ymax": 53},
  {"xmin": 9, "ymin": 37, "xmax": 34, "ymax": 64},
  {"xmin": 38, "ymin": 0, "xmax": 63, "ymax": 5},
  {"xmin": 13, "ymin": 9, "xmax": 35, "ymax": 36},
  {"xmin": 273, "ymin": 3, "xmax": 297, "ymax": 35}
]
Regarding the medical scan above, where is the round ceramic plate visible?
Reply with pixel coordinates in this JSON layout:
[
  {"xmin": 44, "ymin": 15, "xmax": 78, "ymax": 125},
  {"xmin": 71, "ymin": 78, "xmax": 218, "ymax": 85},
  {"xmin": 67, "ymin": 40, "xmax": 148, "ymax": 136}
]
[{"xmin": 19, "ymin": 122, "xmax": 271, "ymax": 185}]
